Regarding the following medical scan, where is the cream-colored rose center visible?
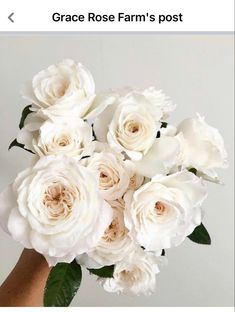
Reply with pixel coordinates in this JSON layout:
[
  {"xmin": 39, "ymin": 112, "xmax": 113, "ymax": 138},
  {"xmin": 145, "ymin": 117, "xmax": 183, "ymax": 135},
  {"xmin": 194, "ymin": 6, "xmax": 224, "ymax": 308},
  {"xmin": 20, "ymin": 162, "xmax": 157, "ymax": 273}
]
[
  {"xmin": 102, "ymin": 217, "xmax": 126, "ymax": 242},
  {"xmin": 103, "ymin": 218, "xmax": 119, "ymax": 242},
  {"xmin": 120, "ymin": 270, "xmax": 131, "ymax": 280},
  {"xmin": 43, "ymin": 183, "xmax": 76, "ymax": 218},
  {"xmin": 115, "ymin": 114, "xmax": 154, "ymax": 152},
  {"xmin": 119, "ymin": 267, "xmax": 140, "ymax": 284},
  {"xmin": 52, "ymin": 80, "xmax": 69, "ymax": 98},
  {"xmin": 98, "ymin": 165, "xmax": 120, "ymax": 189},
  {"xmin": 55, "ymin": 134, "xmax": 71, "ymax": 147},
  {"xmin": 155, "ymin": 201, "xmax": 168, "ymax": 216},
  {"xmin": 125, "ymin": 120, "xmax": 140, "ymax": 134},
  {"xmin": 56, "ymin": 85, "xmax": 66, "ymax": 97}
]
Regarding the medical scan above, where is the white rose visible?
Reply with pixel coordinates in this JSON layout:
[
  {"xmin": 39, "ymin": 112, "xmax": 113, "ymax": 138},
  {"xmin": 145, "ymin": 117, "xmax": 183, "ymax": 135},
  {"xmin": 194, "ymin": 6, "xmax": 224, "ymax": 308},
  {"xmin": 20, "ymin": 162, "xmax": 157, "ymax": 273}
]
[
  {"xmin": 99, "ymin": 247, "xmax": 161, "ymax": 296},
  {"xmin": 109, "ymin": 86, "xmax": 175, "ymax": 120},
  {"xmin": 17, "ymin": 117, "xmax": 94, "ymax": 159},
  {"xmin": 21, "ymin": 59, "xmax": 115, "ymax": 121},
  {"xmin": 124, "ymin": 170, "xmax": 207, "ymax": 251},
  {"xmin": 177, "ymin": 113, "xmax": 228, "ymax": 181},
  {"xmin": 83, "ymin": 151, "xmax": 130, "ymax": 200},
  {"xmin": 77, "ymin": 198, "xmax": 135, "ymax": 268},
  {"xmin": 142, "ymin": 86, "xmax": 176, "ymax": 119},
  {"xmin": 94, "ymin": 93, "xmax": 160, "ymax": 161},
  {"xmin": 0, "ymin": 156, "xmax": 112, "ymax": 266}
]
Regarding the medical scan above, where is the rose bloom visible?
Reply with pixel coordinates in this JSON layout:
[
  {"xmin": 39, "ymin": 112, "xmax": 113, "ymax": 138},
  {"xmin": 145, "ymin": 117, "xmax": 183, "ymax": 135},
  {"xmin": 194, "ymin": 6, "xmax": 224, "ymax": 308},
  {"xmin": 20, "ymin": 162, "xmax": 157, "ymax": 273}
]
[
  {"xmin": 124, "ymin": 170, "xmax": 207, "ymax": 251},
  {"xmin": 141, "ymin": 86, "xmax": 176, "ymax": 119},
  {"xmin": 83, "ymin": 150, "xmax": 130, "ymax": 200},
  {"xmin": 94, "ymin": 92, "xmax": 160, "ymax": 161},
  {"xmin": 76, "ymin": 198, "xmax": 135, "ymax": 268},
  {"xmin": 177, "ymin": 113, "xmax": 228, "ymax": 181},
  {"xmin": 17, "ymin": 116, "xmax": 94, "ymax": 159},
  {"xmin": 99, "ymin": 247, "xmax": 161, "ymax": 296},
  {"xmin": 0, "ymin": 156, "xmax": 112, "ymax": 266},
  {"xmin": 21, "ymin": 59, "xmax": 115, "ymax": 121},
  {"xmin": 108, "ymin": 86, "xmax": 175, "ymax": 120}
]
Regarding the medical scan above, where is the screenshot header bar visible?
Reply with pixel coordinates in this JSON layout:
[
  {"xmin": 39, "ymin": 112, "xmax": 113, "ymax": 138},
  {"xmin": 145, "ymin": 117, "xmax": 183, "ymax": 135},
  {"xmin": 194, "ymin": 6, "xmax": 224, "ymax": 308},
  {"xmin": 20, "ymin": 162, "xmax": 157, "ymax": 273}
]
[{"xmin": 0, "ymin": 0, "xmax": 234, "ymax": 32}]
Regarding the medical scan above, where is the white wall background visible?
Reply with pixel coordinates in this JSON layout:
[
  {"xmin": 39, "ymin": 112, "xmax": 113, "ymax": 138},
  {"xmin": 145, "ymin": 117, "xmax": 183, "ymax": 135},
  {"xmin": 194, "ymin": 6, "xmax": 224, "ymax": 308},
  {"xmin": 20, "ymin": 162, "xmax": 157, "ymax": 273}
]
[{"xmin": 0, "ymin": 34, "xmax": 234, "ymax": 307}]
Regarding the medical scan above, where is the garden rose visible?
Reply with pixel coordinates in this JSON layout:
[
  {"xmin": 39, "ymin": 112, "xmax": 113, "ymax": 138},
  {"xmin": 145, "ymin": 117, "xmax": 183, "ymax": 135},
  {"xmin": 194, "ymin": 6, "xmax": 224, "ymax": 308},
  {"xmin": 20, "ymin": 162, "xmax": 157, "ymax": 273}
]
[
  {"xmin": 17, "ymin": 117, "xmax": 94, "ymax": 158},
  {"xmin": 0, "ymin": 156, "xmax": 113, "ymax": 266},
  {"xmin": 83, "ymin": 150, "xmax": 130, "ymax": 200},
  {"xmin": 124, "ymin": 170, "xmax": 207, "ymax": 251},
  {"xmin": 21, "ymin": 59, "xmax": 114, "ymax": 121},
  {"xmin": 77, "ymin": 198, "xmax": 135, "ymax": 268},
  {"xmin": 99, "ymin": 247, "xmax": 161, "ymax": 295},
  {"xmin": 94, "ymin": 93, "xmax": 160, "ymax": 160},
  {"xmin": 177, "ymin": 114, "xmax": 228, "ymax": 181},
  {"xmin": 142, "ymin": 86, "xmax": 176, "ymax": 119},
  {"xmin": 108, "ymin": 86, "xmax": 175, "ymax": 120}
]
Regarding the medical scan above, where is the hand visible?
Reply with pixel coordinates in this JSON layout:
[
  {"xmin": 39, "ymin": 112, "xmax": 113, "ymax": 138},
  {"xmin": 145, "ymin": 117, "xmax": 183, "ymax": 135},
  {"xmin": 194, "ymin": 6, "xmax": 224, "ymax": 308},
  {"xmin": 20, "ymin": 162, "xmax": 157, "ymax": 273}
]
[{"xmin": 0, "ymin": 249, "xmax": 51, "ymax": 307}]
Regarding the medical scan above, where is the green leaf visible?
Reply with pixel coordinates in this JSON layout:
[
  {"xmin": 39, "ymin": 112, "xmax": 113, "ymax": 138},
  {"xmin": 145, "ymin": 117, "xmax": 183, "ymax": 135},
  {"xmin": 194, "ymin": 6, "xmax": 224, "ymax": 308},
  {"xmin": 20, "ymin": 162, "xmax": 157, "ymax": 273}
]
[
  {"xmin": 188, "ymin": 223, "xmax": 211, "ymax": 245},
  {"xmin": 44, "ymin": 261, "xmax": 82, "ymax": 307},
  {"xmin": 161, "ymin": 122, "xmax": 168, "ymax": 128},
  {"xmin": 19, "ymin": 105, "xmax": 32, "ymax": 129},
  {"xmin": 188, "ymin": 168, "xmax": 197, "ymax": 175},
  {"xmin": 91, "ymin": 123, "xmax": 97, "ymax": 141},
  {"xmin": 88, "ymin": 265, "xmax": 114, "ymax": 278},
  {"xmin": 8, "ymin": 138, "xmax": 23, "ymax": 150},
  {"xmin": 156, "ymin": 130, "xmax": 161, "ymax": 138},
  {"xmin": 8, "ymin": 138, "xmax": 35, "ymax": 154}
]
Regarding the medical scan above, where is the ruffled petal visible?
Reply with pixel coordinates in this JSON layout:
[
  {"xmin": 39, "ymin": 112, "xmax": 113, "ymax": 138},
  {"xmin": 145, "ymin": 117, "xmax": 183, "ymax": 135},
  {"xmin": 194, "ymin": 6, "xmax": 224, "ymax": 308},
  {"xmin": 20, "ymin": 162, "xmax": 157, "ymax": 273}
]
[{"xmin": 0, "ymin": 185, "xmax": 16, "ymax": 233}]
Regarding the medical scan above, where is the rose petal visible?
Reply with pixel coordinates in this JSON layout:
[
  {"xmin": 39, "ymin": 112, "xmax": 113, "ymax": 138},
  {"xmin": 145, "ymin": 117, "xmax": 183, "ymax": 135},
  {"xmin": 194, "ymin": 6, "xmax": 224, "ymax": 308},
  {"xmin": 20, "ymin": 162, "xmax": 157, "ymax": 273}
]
[
  {"xmin": 85, "ymin": 92, "xmax": 117, "ymax": 121},
  {"xmin": 93, "ymin": 102, "xmax": 118, "ymax": 142},
  {"xmin": 0, "ymin": 185, "xmax": 16, "ymax": 233},
  {"xmin": 133, "ymin": 136, "xmax": 181, "ymax": 178},
  {"xmin": 8, "ymin": 208, "xmax": 32, "ymax": 248}
]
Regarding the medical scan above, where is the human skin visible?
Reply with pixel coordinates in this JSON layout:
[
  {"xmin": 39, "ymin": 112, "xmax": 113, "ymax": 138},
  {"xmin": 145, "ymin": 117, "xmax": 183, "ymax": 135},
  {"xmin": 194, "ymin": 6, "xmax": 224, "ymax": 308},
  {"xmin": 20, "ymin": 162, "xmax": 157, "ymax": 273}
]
[{"xmin": 0, "ymin": 249, "xmax": 51, "ymax": 307}]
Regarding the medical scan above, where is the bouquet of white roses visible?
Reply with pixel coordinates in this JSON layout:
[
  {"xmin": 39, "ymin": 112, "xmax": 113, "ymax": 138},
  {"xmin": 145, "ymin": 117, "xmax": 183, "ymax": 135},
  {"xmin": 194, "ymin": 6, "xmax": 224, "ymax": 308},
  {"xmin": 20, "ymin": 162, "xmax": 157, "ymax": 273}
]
[{"xmin": 0, "ymin": 59, "xmax": 228, "ymax": 307}]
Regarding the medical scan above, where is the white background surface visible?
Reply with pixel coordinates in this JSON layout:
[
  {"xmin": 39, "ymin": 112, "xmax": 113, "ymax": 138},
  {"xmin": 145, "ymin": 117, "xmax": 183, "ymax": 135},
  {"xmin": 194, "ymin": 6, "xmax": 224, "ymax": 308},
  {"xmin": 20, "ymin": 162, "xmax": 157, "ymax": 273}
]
[{"xmin": 0, "ymin": 34, "xmax": 234, "ymax": 307}]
